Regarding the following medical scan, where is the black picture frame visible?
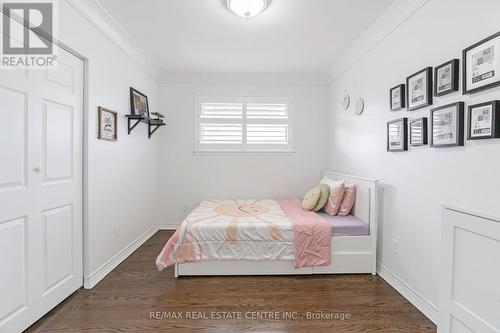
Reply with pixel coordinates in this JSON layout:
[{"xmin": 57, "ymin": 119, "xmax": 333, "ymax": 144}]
[
  {"xmin": 468, "ymin": 100, "xmax": 500, "ymax": 140},
  {"xmin": 434, "ymin": 59, "xmax": 459, "ymax": 96},
  {"xmin": 463, "ymin": 31, "xmax": 500, "ymax": 94},
  {"xmin": 409, "ymin": 117, "xmax": 428, "ymax": 146},
  {"xmin": 430, "ymin": 102, "xmax": 464, "ymax": 148},
  {"xmin": 406, "ymin": 67, "xmax": 433, "ymax": 111},
  {"xmin": 130, "ymin": 87, "xmax": 150, "ymax": 118},
  {"xmin": 390, "ymin": 84, "xmax": 405, "ymax": 111},
  {"xmin": 387, "ymin": 118, "xmax": 408, "ymax": 152}
]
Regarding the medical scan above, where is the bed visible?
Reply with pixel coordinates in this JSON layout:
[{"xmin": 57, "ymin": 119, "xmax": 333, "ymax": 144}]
[{"xmin": 157, "ymin": 171, "xmax": 378, "ymax": 277}]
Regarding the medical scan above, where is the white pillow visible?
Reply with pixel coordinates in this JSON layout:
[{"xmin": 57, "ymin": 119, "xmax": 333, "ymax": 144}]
[{"xmin": 320, "ymin": 176, "xmax": 344, "ymax": 188}]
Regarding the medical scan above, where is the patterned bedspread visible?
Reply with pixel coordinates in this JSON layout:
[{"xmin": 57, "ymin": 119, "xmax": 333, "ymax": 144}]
[{"xmin": 156, "ymin": 198, "xmax": 331, "ymax": 270}]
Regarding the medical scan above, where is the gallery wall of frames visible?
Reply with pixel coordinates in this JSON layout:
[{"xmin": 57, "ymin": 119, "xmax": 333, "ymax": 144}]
[{"xmin": 387, "ymin": 31, "xmax": 500, "ymax": 152}]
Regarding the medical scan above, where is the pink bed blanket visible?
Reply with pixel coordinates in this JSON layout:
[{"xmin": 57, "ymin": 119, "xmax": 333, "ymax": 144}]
[
  {"xmin": 156, "ymin": 198, "xmax": 331, "ymax": 270},
  {"xmin": 278, "ymin": 198, "xmax": 331, "ymax": 268}
]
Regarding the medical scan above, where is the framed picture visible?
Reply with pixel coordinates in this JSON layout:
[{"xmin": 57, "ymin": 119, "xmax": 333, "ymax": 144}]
[
  {"xmin": 463, "ymin": 31, "xmax": 500, "ymax": 94},
  {"xmin": 468, "ymin": 101, "xmax": 500, "ymax": 140},
  {"xmin": 387, "ymin": 118, "xmax": 408, "ymax": 152},
  {"xmin": 430, "ymin": 102, "xmax": 464, "ymax": 148},
  {"xmin": 390, "ymin": 84, "xmax": 405, "ymax": 111},
  {"xmin": 409, "ymin": 117, "xmax": 428, "ymax": 146},
  {"xmin": 130, "ymin": 87, "xmax": 150, "ymax": 118},
  {"xmin": 406, "ymin": 67, "xmax": 433, "ymax": 111},
  {"xmin": 434, "ymin": 59, "xmax": 459, "ymax": 96},
  {"xmin": 98, "ymin": 107, "xmax": 118, "ymax": 141}
]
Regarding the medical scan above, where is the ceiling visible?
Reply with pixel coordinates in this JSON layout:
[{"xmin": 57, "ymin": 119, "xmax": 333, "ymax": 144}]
[{"xmin": 97, "ymin": 0, "xmax": 395, "ymax": 76}]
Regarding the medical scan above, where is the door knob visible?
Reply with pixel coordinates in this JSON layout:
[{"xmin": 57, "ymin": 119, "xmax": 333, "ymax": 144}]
[{"xmin": 33, "ymin": 167, "xmax": 42, "ymax": 174}]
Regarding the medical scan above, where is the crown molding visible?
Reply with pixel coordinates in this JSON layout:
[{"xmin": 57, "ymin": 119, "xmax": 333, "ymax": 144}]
[
  {"xmin": 328, "ymin": 0, "xmax": 431, "ymax": 83},
  {"xmin": 160, "ymin": 71, "xmax": 331, "ymax": 86},
  {"xmin": 65, "ymin": 0, "xmax": 431, "ymax": 86},
  {"xmin": 66, "ymin": 0, "xmax": 161, "ymax": 82}
]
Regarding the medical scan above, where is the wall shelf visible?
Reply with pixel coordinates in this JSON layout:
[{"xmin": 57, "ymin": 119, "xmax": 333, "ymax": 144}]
[{"xmin": 126, "ymin": 115, "xmax": 166, "ymax": 138}]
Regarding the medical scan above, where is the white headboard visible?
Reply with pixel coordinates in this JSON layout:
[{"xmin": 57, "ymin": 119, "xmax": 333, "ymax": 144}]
[{"xmin": 323, "ymin": 171, "xmax": 378, "ymax": 236}]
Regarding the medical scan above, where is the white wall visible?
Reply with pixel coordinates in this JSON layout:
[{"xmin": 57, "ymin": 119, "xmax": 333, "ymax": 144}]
[
  {"xmin": 328, "ymin": 0, "xmax": 500, "ymax": 317},
  {"xmin": 57, "ymin": 1, "xmax": 160, "ymax": 282},
  {"xmin": 159, "ymin": 82, "xmax": 329, "ymax": 224}
]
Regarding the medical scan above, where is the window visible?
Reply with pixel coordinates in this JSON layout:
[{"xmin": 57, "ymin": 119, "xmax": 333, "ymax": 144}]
[{"xmin": 195, "ymin": 96, "xmax": 292, "ymax": 152}]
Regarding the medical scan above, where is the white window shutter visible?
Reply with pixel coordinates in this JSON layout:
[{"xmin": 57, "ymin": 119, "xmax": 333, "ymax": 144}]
[
  {"xmin": 247, "ymin": 103, "xmax": 288, "ymax": 119},
  {"xmin": 200, "ymin": 102, "xmax": 243, "ymax": 119},
  {"xmin": 200, "ymin": 123, "xmax": 243, "ymax": 144},
  {"xmin": 196, "ymin": 97, "xmax": 292, "ymax": 152},
  {"xmin": 246, "ymin": 124, "xmax": 288, "ymax": 145},
  {"xmin": 246, "ymin": 102, "xmax": 289, "ymax": 146}
]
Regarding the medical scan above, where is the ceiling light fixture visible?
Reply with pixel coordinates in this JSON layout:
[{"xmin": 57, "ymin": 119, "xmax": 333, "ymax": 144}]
[{"xmin": 226, "ymin": 0, "xmax": 269, "ymax": 18}]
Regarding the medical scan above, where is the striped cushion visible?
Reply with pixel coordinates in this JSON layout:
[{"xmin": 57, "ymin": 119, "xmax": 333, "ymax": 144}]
[
  {"xmin": 323, "ymin": 181, "xmax": 345, "ymax": 216},
  {"xmin": 338, "ymin": 184, "xmax": 357, "ymax": 216}
]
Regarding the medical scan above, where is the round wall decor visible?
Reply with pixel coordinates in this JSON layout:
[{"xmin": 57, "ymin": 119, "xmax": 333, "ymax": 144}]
[
  {"xmin": 342, "ymin": 94, "xmax": 350, "ymax": 110},
  {"xmin": 355, "ymin": 98, "xmax": 365, "ymax": 115}
]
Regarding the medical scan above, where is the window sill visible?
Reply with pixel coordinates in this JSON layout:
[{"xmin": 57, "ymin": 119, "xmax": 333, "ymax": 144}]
[{"xmin": 192, "ymin": 150, "xmax": 296, "ymax": 156}]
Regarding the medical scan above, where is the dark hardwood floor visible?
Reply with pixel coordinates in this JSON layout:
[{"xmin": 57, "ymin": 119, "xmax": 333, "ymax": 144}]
[{"xmin": 25, "ymin": 231, "xmax": 436, "ymax": 332}]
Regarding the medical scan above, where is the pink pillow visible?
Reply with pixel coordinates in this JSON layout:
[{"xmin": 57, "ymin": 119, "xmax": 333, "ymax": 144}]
[
  {"xmin": 338, "ymin": 184, "xmax": 356, "ymax": 216},
  {"xmin": 323, "ymin": 182, "xmax": 345, "ymax": 216}
]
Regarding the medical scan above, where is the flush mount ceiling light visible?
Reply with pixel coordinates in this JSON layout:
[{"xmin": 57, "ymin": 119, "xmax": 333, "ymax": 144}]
[{"xmin": 226, "ymin": 0, "xmax": 269, "ymax": 18}]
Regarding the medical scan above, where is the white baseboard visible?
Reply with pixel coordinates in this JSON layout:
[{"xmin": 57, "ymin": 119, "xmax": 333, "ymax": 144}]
[
  {"xmin": 158, "ymin": 221, "xmax": 180, "ymax": 230},
  {"xmin": 377, "ymin": 262, "xmax": 438, "ymax": 324},
  {"xmin": 83, "ymin": 224, "xmax": 159, "ymax": 289}
]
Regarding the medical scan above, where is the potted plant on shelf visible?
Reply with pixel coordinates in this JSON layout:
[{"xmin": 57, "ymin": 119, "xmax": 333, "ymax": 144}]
[{"xmin": 150, "ymin": 112, "xmax": 165, "ymax": 122}]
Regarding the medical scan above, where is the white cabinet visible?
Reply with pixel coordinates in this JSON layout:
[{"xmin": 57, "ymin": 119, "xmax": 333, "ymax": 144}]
[{"xmin": 439, "ymin": 207, "xmax": 500, "ymax": 333}]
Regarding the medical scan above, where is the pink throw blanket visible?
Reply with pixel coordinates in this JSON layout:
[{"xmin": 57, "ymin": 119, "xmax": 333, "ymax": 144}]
[{"xmin": 278, "ymin": 198, "xmax": 331, "ymax": 268}]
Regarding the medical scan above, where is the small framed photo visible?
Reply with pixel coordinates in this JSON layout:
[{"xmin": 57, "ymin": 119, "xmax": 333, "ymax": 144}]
[
  {"xmin": 430, "ymin": 102, "xmax": 464, "ymax": 148},
  {"xmin": 468, "ymin": 101, "xmax": 500, "ymax": 140},
  {"xmin": 387, "ymin": 118, "xmax": 408, "ymax": 152},
  {"xmin": 434, "ymin": 59, "xmax": 459, "ymax": 96},
  {"xmin": 406, "ymin": 67, "xmax": 433, "ymax": 111},
  {"xmin": 98, "ymin": 107, "xmax": 118, "ymax": 141},
  {"xmin": 130, "ymin": 87, "xmax": 150, "ymax": 118},
  {"xmin": 409, "ymin": 118, "xmax": 428, "ymax": 146},
  {"xmin": 463, "ymin": 31, "xmax": 500, "ymax": 94},
  {"xmin": 390, "ymin": 84, "xmax": 405, "ymax": 111}
]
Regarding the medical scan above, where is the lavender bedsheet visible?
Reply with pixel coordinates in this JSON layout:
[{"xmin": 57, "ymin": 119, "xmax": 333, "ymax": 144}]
[{"xmin": 317, "ymin": 213, "xmax": 369, "ymax": 236}]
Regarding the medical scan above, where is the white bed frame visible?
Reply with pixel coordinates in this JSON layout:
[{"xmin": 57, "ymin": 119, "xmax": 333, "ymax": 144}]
[{"xmin": 175, "ymin": 171, "xmax": 378, "ymax": 277}]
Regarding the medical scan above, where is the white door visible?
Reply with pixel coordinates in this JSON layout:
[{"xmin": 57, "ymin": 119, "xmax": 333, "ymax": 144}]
[{"xmin": 0, "ymin": 45, "xmax": 84, "ymax": 333}]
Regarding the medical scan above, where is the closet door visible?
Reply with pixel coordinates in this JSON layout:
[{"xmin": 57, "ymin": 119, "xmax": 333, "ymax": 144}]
[{"xmin": 0, "ymin": 46, "xmax": 84, "ymax": 333}]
